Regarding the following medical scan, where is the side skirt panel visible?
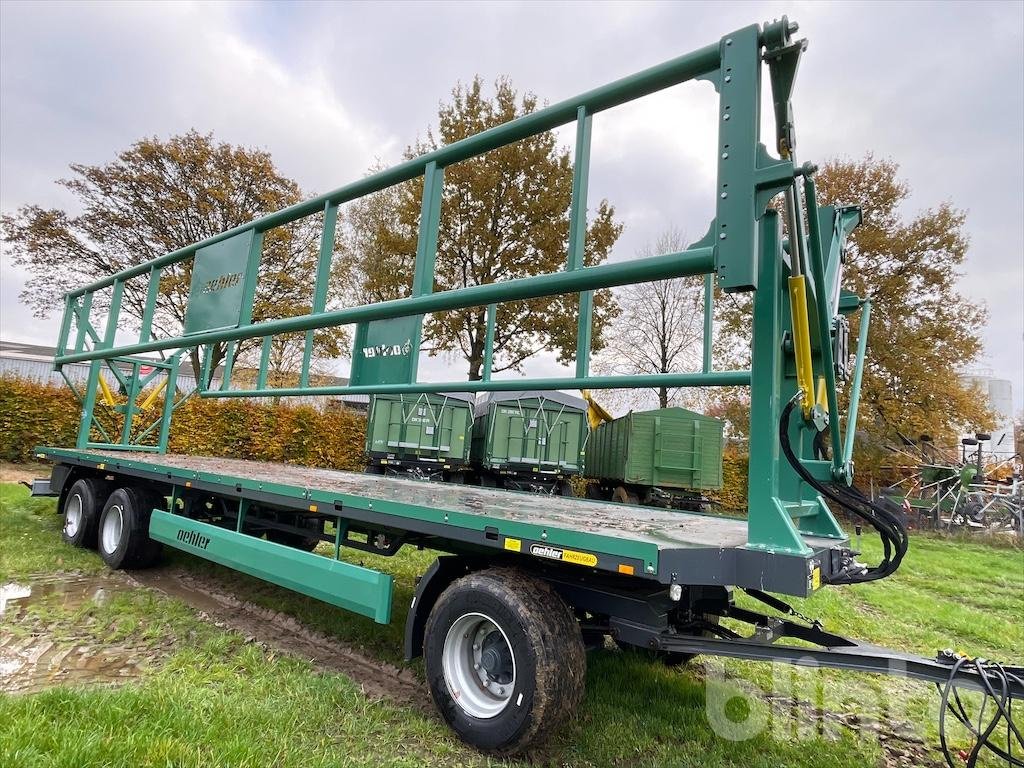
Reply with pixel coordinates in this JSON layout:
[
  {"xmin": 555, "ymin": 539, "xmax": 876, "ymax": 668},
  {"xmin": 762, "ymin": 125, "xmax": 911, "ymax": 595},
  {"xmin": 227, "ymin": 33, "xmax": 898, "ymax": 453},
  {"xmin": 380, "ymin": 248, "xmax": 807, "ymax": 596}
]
[{"xmin": 149, "ymin": 510, "xmax": 393, "ymax": 624}]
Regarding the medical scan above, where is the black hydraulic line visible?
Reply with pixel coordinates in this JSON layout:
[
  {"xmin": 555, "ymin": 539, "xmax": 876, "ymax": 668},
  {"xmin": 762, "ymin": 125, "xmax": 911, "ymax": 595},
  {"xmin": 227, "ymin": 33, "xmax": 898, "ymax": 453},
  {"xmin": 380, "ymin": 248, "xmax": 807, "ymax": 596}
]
[
  {"xmin": 778, "ymin": 392, "xmax": 908, "ymax": 584},
  {"xmin": 777, "ymin": 394, "xmax": 1022, "ymax": 764},
  {"xmin": 938, "ymin": 655, "xmax": 1024, "ymax": 767}
]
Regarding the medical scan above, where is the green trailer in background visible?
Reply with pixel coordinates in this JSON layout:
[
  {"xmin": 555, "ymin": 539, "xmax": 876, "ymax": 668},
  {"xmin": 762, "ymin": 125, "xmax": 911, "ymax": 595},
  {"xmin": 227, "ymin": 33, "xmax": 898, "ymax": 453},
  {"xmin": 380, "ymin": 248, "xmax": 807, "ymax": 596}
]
[
  {"xmin": 364, "ymin": 392, "xmax": 475, "ymax": 481},
  {"xmin": 471, "ymin": 391, "xmax": 588, "ymax": 494},
  {"xmin": 585, "ymin": 407, "xmax": 724, "ymax": 511}
]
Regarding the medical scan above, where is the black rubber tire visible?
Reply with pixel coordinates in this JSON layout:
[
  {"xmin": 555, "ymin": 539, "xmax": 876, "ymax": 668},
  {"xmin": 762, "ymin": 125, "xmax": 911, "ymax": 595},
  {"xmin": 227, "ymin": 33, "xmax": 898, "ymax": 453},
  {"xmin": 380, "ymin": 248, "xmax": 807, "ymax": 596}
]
[
  {"xmin": 363, "ymin": 464, "xmax": 385, "ymax": 475},
  {"xmin": 556, "ymin": 479, "xmax": 575, "ymax": 497},
  {"xmin": 96, "ymin": 487, "xmax": 164, "ymax": 569},
  {"xmin": 423, "ymin": 567, "xmax": 586, "ymax": 755},
  {"xmin": 60, "ymin": 478, "xmax": 109, "ymax": 548}
]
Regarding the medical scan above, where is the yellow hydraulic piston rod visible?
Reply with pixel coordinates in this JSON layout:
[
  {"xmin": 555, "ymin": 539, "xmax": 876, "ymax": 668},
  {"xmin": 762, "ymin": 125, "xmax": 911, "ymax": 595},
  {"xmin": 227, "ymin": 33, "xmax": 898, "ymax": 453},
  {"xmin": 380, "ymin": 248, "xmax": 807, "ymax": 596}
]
[
  {"xmin": 140, "ymin": 379, "xmax": 167, "ymax": 410},
  {"xmin": 97, "ymin": 372, "xmax": 117, "ymax": 407},
  {"xmin": 784, "ymin": 184, "xmax": 815, "ymax": 418}
]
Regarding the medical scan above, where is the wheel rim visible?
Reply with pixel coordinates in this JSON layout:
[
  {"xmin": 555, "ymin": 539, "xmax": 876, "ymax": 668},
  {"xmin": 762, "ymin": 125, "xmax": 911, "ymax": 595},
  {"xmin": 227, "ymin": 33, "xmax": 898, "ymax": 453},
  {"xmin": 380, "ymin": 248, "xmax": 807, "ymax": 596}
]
[
  {"xmin": 64, "ymin": 493, "xmax": 83, "ymax": 537},
  {"xmin": 100, "ymin": 504, "xmax": 124, "ymax": 554},
  {"xmin": 442, "ymin": 612, "xmax": 516, "ymax": 718}
]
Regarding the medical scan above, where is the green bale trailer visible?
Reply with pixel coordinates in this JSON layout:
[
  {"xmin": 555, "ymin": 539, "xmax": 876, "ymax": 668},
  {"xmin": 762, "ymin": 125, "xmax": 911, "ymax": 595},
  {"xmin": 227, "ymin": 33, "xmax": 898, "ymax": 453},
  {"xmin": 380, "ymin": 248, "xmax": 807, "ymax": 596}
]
[
  {"xmin": 364, "ymin": 392, "xmax": 475, "ymax": 481},
  {"xmin": 28, "ymin": 19, "xmax": 1022, "ymax": 758},
  {"xmin": 471, "ymin": 391, "xmax": 587, "ymax": 494},
  {"xmin": 585, "ymin": 407, "xmax": 724, "ymax": 510}
]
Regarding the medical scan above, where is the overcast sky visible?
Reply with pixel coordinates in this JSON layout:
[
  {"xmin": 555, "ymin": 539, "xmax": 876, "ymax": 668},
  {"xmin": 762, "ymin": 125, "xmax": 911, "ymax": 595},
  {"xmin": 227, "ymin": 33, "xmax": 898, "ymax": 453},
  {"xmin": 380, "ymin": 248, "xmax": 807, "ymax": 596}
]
[{"xmin": 1, "ymin": 0, "xmax": 1021, "ymax": 410}]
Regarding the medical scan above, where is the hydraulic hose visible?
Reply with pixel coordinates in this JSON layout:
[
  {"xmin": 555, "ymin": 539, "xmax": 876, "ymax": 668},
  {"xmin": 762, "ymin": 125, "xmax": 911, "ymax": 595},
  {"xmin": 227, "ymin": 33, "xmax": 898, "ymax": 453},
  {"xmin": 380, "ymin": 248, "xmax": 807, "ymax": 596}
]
[
  {"xmin": 939, "ymin": 655, "xmax": 1024, "ymax": 767},
  {"xmin": 782, "ymin": 394, "xmax": 1022, "ymax": 764},
  {"xmin": 778, "ymin": 391, "xmax": 908, "ymax": 584}
]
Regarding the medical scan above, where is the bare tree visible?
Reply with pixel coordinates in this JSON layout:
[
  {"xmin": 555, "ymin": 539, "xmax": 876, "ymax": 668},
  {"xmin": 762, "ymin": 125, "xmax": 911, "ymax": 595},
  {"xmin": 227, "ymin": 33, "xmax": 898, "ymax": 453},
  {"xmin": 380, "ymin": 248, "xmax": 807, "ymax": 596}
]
[{"xmin": 595, "ymin": 229, "xmax": 705, "ymax": 411}]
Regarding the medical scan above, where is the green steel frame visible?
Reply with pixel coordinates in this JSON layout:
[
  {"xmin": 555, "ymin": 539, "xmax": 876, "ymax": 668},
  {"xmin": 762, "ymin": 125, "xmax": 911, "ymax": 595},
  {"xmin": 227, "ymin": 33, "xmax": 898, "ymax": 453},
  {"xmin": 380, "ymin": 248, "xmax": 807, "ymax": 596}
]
[{"xmin": 48, "ymin": 17, "xmax": 871, "ymax": 555}]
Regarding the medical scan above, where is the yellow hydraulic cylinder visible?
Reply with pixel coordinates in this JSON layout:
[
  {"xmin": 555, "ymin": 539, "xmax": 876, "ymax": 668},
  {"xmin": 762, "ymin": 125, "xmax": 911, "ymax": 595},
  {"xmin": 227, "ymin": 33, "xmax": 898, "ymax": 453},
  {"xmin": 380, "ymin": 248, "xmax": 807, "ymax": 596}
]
[
  {"xmin": 788, "ymin": 275, "xmax": 815, "ymax": 416},
  {"xmin": 140, "ymin": 379, "xmax": 167, "ymax": 410},
  {"xmin": 97, "ymin": 373, "xmax": 116, "ymax": 407}
]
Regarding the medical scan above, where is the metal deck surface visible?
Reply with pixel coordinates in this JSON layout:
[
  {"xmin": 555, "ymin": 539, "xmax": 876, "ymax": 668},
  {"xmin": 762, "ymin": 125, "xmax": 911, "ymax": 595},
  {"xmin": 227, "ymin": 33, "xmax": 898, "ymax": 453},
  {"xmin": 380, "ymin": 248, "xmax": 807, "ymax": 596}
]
[{"xmin": 79, "ymin": 451, "xmax": 835, "ymax": 554}]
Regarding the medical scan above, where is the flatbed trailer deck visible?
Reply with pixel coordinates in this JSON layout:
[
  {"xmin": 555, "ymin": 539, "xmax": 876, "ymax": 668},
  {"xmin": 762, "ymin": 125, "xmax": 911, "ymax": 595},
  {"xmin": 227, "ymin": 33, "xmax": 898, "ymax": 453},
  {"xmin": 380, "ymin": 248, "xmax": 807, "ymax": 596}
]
[{"xmin": 41, "ymin": 447, "xmax": 837, "ymax": 598}]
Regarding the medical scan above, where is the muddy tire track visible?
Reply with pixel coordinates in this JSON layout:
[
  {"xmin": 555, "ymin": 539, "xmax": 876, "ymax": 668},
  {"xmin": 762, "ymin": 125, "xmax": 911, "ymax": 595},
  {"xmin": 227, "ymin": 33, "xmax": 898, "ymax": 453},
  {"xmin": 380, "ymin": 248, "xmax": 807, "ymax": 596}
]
[
  {"xmin": 1, "ymin": 573, "xmax": 169, "ymax": 694},
  {"xmin": 127, "ymin": 568, "xmax": 430, "ymax": 712}
]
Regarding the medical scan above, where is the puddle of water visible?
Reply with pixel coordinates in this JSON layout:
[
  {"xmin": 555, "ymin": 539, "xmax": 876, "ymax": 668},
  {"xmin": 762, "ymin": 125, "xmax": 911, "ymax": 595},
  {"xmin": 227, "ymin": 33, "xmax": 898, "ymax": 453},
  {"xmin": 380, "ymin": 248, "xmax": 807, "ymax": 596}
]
[
  {"xmin": 0, "ymin": 575, "xmax": 151, "ymax": 694},
  {"xmin": 1, "ymin": 575, "xmax": 115, "ymax": 618}
]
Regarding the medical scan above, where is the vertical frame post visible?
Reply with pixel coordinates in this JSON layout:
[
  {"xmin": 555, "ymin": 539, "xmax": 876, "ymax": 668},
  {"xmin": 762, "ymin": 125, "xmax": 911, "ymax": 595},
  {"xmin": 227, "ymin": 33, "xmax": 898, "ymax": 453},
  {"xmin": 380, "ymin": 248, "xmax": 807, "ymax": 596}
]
[
  {"xmin": 566, "ymin": 107, "xmax": 594, "ymax": 378},
  {"xmin": 408, "ymin": 161, "xmax": 444, "ymax": 382},
  {"xmin": 714, "ymin": 25, "xmax": 763, "ymax": 293},
  {"xmin": 482, "ymin": 303, "xmax": 496, "ymax": 382},
  {"xmin": 102, "ymin": 280, "xmax": 124, "ymax": 349},
  {"xmin": 138, "ymin": 265, "xmax": 162, "ymax": 344},
  {"xmin": 73, "ymin": 293, "xmax": 93, "ymax": 353},
  {"xmin": 200, "ymin": 345, "xmax": 214, "ymax": 390},
  {"xmin": 843, "ymin": 298, "xmax": 871, "ymax": 467},
  {"xmin": 257, "ymin": 336, "xmax": 272, "ymax": 390},
  {"xmin": 702, "ymin": 273, "xmax": 714, "ymax": 372},
  {"xmin": 56, "ymin": 294, "xmax": 74, "ymax": 363},
  {"xmin": 301, "ymin": 201, "xmax": 340, "ymax": 387},
  {"xmin": 745, "ymin": 211, "xmax": 808, "ymax": 554},
  {"xmin": 156, "ymin": 353, "xmax": 180, "ymax": 452},
  {"xmin": 76, "ymin": 360, "xmax": 103, "ymax": 449},
  {"xmin": 219, "ymin": 342, "xmax": 237, "ymax": 392},
  {"xmin": 120, "ymin": 360, "xmax": 140, "ymax": 445}
]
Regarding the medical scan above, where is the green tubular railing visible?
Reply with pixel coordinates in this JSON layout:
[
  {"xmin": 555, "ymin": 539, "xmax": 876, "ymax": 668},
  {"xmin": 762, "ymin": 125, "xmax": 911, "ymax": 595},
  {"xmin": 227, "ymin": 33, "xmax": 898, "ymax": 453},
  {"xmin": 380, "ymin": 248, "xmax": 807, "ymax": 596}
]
[{"xmin": 49, "ymin": 17, "xmax": 873, "ymax": 555}]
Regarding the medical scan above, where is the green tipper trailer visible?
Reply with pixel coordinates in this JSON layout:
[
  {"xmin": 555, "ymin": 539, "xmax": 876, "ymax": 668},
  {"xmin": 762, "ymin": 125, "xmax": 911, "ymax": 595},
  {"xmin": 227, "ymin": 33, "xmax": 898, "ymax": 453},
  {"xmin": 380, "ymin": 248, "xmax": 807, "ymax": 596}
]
[
  {"xmin": 471, "ymin": 391, "xmax": 587, "ymax": 494},
  {"xmin": 585, "ymin": 407, "xmax": 724, "ymax": 510},
  {"xmin": 29, "ymin": 17, "xmax": 1021, "ymax": 760},
  {"xmin": 364, "ymin": 392, "xmax": 474, "ymax": 480}
]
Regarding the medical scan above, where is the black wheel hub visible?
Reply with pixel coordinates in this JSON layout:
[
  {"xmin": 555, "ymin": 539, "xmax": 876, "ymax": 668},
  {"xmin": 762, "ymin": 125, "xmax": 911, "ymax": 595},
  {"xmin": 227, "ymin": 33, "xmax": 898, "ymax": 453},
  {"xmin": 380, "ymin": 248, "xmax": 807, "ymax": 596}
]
[{"xmin": 480, "ymin": 632, "xmax": 514, "ymax": 684}]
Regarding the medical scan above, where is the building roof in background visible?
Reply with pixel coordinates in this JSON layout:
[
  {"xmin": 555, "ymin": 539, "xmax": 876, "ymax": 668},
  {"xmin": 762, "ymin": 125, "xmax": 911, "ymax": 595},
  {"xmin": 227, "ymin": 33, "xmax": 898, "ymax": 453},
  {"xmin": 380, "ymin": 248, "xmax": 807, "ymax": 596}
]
[
  {"xmin": 0, "ymin": 340, "xmax": 58, "ymax": 362},
  {"xmin": 0, "ymin": 339, "xmax": 367, "ymax": 402},
  {"xmin": 0, "ymin": 339, "xmax": 216, "ymax": 379}
]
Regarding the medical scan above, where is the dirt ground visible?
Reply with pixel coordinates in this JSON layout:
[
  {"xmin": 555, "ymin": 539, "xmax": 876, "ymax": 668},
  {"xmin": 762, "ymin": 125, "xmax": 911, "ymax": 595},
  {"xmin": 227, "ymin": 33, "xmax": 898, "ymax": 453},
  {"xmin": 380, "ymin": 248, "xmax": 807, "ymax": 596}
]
[
  {"xmin": 0, "ymin": 573, "xmax": 169, "ymax": 693},
  {"xmin": 129, "ymin": 568, "xmax": 429, "ymax": 709},
  {"xmin": 0, "ymin": 462, "xmax": 50, "ymax": 485},
  {"xmin": 1, "ymin": 566, "xmax": 427, "ymax": 710}
]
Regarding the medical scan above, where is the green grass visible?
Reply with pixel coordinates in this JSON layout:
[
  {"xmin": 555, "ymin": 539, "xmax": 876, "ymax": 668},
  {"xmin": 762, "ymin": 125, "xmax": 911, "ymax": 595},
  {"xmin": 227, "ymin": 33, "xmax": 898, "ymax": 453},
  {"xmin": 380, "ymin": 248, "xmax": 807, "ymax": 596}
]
[
  {"xmin": 0, "ymin": 641, "xmax": 484, "ymax": 768},
  {"xmin": 2, "ymin": 481, "xmax": 1021, "ymax": 767}
]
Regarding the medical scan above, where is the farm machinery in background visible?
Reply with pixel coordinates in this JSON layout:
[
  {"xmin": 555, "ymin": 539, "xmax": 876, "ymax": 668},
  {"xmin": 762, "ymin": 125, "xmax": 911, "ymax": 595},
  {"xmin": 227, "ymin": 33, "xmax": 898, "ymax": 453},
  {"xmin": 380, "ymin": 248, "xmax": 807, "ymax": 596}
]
[
  {"xmin": 363, "ymin": 389, "xmax": 726, "ymax": 510},
  {"xmin": 881, "ymin": 431, "xmax": 1022, "ymax": 536},
  {"xmin": 363, "ymin": 390, "xmax": 588, "ymax": 494}
]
